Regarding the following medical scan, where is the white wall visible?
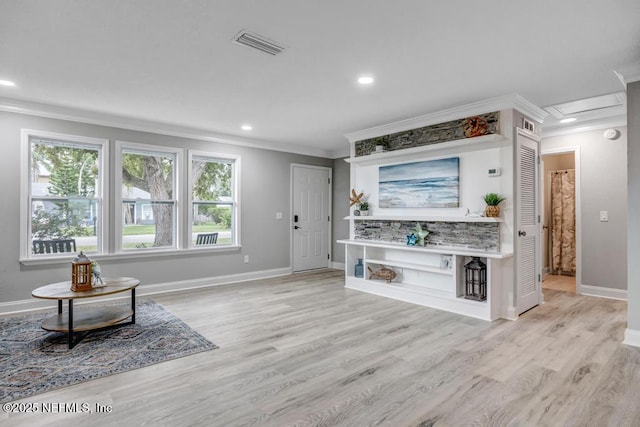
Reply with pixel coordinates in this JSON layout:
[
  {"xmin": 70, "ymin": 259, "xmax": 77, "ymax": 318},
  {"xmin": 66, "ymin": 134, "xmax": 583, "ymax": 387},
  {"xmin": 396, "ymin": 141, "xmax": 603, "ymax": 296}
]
[
  {"xmin": 542, "ymin": 127, "xmax": 627, "ymax": 291},
  {"xmin": 0, "ymin": 111, "xmax": 335, "ymax": 304},
  {"xmin": 352, "ymin": 146, "xmax": 511, "ymax": 215}
]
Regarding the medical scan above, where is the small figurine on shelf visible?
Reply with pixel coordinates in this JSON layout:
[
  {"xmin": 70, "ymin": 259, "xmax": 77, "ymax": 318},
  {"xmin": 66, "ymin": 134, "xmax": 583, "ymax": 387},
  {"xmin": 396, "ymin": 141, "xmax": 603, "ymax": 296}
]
[
  {"xmin": 406, "ymin": 233, "xmax": 417, "ymax": 246},
  {"xmin": 92, "ymin": 261, "xmax": 105, "ymax": 287},
  {"xmin": 413, "ymin": 223, "xmax": 429, "ymax": 246}
]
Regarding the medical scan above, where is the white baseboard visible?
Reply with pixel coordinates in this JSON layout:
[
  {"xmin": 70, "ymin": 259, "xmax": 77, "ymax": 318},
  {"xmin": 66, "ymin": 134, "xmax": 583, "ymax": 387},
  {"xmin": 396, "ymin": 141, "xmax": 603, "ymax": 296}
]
[
  {"xmin": 503, "ymin": 306, "xmax": 519, "ymax": 321},
  {"xmin": 0, "ymin": 267, "xmax": 292, "ymax": 316},
  {"xmin": 331, "ymin": 261, "xmax": 345, "ymax": 270},
  {"xmin": 580, "ymin": 284, "xmax": 627, "ymax": 300},
  {"xmin": 623, "ymin": 329, "xmax": 640, "ymax": 348}
]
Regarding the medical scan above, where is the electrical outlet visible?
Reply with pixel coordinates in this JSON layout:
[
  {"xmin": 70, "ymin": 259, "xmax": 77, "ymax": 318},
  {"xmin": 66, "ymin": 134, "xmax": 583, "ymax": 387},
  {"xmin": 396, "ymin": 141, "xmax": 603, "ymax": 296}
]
[
  {"xmin": 244, "ymin": 255, "xmax": 249, "ymax": 263},
  {"xmin": 600, "ymin": 211, "xmax": 608, "ymax": 222},
  {"xmin": 276, "ymin": 212, "xmax": 283, "ymax": 220}
]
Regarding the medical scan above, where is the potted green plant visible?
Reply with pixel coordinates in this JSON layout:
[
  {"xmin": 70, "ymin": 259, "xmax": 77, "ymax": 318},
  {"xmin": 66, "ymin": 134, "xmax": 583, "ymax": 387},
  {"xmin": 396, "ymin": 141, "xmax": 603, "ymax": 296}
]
[
  {"xmin": 359, "ymin": 202, "xmax": 370, "ymax": 216},
  {"xmin": 482, "ymin": 193, "xmax": 506, "ymax": 217}
]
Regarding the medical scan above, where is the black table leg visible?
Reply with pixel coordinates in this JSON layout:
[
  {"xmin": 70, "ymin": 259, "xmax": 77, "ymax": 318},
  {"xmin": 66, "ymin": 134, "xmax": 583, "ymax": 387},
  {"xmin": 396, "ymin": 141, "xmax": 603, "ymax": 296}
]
[
  {"xmin": 131, "ymin": 288, "xmax": 136, "ymax": 324},
  {"xmin": 68, "ymin": 299, "xmax": 74, "ymax": 349}
]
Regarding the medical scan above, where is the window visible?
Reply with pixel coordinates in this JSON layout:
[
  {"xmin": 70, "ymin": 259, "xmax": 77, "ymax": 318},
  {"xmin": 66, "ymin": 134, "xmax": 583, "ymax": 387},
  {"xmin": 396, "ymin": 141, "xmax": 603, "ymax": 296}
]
[
  {"xmin": 117, "ymin": 142, "xmax": 180, "ymax": 251},
  {"xmin": 189, "ymin": 152, "xmax": 239, "ymax": 247},
  {"xmin": 21, "ymin": 131, "xmax": 240, "ymax": 262},
  {"xmin": 23, "ymin": 130, "xmax": 107, "ymax": 257}
]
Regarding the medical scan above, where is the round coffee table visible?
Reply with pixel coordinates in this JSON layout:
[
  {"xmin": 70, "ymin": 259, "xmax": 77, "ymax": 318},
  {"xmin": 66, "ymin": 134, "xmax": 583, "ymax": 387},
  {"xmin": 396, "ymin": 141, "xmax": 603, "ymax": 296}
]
[{"xmin": 32, "ymin": 277, "xmax": 140, "ymax": 349}]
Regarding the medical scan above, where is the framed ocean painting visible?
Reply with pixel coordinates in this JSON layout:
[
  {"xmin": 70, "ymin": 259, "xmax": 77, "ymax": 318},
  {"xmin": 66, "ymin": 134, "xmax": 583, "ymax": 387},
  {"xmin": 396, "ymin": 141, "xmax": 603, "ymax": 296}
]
[{"xmin": 379, "ymin": 157, "xmax": 460, "ymax": 208}]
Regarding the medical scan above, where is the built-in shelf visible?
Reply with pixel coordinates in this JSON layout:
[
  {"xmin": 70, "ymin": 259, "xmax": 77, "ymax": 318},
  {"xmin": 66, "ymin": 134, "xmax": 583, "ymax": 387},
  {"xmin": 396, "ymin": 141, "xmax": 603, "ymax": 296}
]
[
  {"xmin": 338, "ymin": 239, "xmax": 512, "ymax": 259},
  {"xmin": 345, "ymin": 133, "xmax": 508, "ymax": 165},
  {"xmin": 366, "ymin": 257, "xmax": 453, "ymax": 275},
  {"xmin": 339, "ymin": 238, "xmax": 509, "ymax": 321},
  {"xmin": 343, "ymin": 215, "xmax": 503, "ymax": 223}
]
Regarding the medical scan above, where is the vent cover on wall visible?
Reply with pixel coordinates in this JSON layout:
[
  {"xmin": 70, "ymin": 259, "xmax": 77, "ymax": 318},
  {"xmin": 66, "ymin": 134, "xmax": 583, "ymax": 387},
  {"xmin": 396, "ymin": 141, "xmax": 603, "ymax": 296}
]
[{"xmin": 232, "ymin": 30, "xmax": 285, "ymax": 56}]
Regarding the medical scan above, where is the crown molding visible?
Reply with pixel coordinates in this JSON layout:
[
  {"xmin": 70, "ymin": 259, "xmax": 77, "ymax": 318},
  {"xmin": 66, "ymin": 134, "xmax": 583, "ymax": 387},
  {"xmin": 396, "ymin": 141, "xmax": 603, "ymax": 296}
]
[
  {"xmin": 541, "ymin": 114, "xmax": 626, "ymax": 138},
  {"xmin": 0, "ymin": 96, "xmax": 334, "ymax": 159},
  {"xmin": 344, "ymin": 93, "xmax": 547, "ymax": 143},
  {"xmin": 615, "ymin": 63, "xmax": 640, "ymax": 87}
]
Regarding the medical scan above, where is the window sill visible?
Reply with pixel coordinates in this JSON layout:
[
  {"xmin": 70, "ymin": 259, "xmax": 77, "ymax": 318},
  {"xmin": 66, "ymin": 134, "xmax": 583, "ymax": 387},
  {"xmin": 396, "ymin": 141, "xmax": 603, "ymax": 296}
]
[{"xmin": 19, "ymin": 245, "xmax": 242, "ymax": 266}]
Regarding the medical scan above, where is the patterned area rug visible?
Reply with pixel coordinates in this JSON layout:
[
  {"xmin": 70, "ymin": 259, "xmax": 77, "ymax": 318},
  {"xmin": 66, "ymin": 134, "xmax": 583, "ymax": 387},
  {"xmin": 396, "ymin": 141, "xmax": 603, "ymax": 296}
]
[{"xmin": 0, "ymin": 300, "xmax": 217, "ymax": 403}]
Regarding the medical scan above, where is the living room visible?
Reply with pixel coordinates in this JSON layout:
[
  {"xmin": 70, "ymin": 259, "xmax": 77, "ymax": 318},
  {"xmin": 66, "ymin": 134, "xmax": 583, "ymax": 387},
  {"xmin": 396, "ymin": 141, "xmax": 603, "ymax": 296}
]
[{"xmin": 1, "ymin": 1, "xmax": 640, "ymax": 425}]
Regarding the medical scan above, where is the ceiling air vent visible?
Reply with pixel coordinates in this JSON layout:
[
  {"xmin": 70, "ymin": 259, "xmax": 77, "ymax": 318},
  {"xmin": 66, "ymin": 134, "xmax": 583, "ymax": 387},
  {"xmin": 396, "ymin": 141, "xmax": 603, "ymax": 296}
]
[{"xmin": 232, "ymin": 30, "xmax": 285, "ymax": 56}]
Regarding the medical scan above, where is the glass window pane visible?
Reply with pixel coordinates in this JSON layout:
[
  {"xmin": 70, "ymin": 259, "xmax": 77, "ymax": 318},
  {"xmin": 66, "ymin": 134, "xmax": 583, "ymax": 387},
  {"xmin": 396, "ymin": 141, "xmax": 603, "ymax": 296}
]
[
  {"xmin": 192, "ymin": 159, "xmax": 232, "ymax": 201},
  {"xmin": 122, "ymin": 152, "xmax": 174, "ymax": 200},
  {"xmin": 192, "ymin": 204, "xmax": 232, "ymax": 245},
  {"xmin": 31, "ymin": 141, "xmax": 100, "ymax": 197},
  {"xmin": 31, "ymin": 198, "xmax": 99, "ymax": 254},
  {"xmin": 122, "ymin": 201, "xmax": 174, "ymax": 249},
  {"xmin": 121, "ymin": 149, "xmax": 176, "ymax": 250}
]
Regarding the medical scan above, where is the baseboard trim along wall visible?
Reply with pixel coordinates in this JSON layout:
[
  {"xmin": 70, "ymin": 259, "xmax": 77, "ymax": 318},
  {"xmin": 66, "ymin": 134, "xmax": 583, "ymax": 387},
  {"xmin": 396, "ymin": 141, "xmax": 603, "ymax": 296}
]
[
  {"xmin": 331, "ymin": 261, "xmax": 345, "ymax": 270},
  {"xmin": 0, "ymin": 267, "xmax": 293, "ymax": 316},
  {"xmin": 580, "ymin": 284, "xmax": 628, "ymax": 300},
  {"xmin": 623, "ymin": 329, "xmax": 640, "ymax": 348}
]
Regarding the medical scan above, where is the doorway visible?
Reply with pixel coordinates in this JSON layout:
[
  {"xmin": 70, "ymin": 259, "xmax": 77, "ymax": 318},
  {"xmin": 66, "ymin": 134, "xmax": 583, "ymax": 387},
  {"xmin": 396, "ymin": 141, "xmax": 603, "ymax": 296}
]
[
  {"xmin": 291, "ymin": 164, "xmax": 332, "ymax": 272},
  {"xmin": 541, "ymin": 149, "xmax": 580, "ymax": 293}
]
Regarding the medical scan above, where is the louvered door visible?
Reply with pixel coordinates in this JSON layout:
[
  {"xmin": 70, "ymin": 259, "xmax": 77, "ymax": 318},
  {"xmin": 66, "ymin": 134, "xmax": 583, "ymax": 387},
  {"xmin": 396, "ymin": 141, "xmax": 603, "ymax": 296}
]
[{"xmin": 516, "ymin": 128, "xmax": 541, "ymax": 314}]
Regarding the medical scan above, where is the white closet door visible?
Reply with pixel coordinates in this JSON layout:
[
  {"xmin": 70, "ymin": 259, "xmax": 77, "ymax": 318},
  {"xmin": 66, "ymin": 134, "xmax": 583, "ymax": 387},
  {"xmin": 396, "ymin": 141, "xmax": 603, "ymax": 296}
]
[{"xmin": 516, "ymin": 128, "xmax": 541, "ymax": 314}]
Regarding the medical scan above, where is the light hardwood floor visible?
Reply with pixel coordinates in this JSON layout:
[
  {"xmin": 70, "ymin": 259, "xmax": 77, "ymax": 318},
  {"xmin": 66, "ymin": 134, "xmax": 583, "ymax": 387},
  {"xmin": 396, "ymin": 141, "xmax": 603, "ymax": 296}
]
[
  {"xmin": 543, "ymin": 274, "xmax": 576, "ymax": 293},
  {"xmin": 3, "ymin": 269, "xmax": 639, "ymax": 426}
]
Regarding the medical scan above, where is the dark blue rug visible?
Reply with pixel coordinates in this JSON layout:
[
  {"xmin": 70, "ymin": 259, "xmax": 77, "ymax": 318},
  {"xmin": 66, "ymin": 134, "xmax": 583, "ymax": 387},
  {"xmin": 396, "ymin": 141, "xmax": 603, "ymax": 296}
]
[{"xmin": 0, "ymin": 300, "xmax": 217, "ymax": 403}]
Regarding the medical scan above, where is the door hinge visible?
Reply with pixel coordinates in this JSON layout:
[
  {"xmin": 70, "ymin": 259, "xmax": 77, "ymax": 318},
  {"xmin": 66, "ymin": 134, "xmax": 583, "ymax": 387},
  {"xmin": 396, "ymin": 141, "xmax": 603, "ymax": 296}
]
[
  {"xmin": 328, "ymin": 215, "xmax": 330, "ymax": 222},
  {"xmin": 328, "ymin": 253, "xmax": 330, "ymax": 260},
  {"xmin": 538, "ymin": 215, "xmax": 541, "ymax": 223},
  {"xmin": 538, "ymin": 274, "xmax": 541, "ymax": 282},
  {"xmin": 328, "ymin": 177, "xmax": 331, "ymax": 184}
]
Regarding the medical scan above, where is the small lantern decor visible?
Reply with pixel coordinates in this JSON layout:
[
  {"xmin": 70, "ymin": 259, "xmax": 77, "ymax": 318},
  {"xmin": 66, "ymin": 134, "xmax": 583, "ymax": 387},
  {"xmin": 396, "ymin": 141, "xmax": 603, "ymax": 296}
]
[
  {"xmin": 464, "ymin": 257, "xmax": 487, "ymax": 301},
  {"xmin": 71, "ymin": 251, "xmax": 93, "ymax": 292}
]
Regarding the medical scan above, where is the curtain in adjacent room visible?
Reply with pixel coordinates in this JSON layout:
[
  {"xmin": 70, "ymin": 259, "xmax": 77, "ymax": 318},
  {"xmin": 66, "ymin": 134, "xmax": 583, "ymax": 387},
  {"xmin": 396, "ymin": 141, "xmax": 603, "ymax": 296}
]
[{"xmin": 550, "ymin": 169, "xmax": 576, "ymax": 275}]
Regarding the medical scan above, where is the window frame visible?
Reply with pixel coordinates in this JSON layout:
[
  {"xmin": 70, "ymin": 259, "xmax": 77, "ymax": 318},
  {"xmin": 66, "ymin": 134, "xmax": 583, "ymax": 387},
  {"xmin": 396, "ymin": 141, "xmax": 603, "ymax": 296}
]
[
  {"xmin": 115, "ymin": 141, "xmax": 182, "ymax": 253},
  {"xmin": 20, "ymin": 129, "xmax": 109, "ymax": 260},
  {"xmin": 187, "ymin": 150, "xmax": 241, "ymax": 249}
]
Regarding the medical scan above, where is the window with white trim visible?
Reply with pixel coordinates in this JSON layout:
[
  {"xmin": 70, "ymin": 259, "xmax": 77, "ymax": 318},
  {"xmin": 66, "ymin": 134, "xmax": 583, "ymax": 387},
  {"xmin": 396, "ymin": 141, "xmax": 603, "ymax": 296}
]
[
  {"xmin": 189, "ymin": 152, "xmax": 239, "ymax": 247},
  {"xmin": 24, "ymin": 131, "xmax": 107, "ymax": 257},
  {"xmin": 117, "ymin": 142, "xmax": 180, "ymax": 251}
]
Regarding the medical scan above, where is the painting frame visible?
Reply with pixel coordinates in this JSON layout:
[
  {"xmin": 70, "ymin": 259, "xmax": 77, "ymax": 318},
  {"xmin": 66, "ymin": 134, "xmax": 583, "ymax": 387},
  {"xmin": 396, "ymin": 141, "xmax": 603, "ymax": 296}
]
[{"xmin": 378, "ymin": 157, "xmax": 460, "ymax": 208}]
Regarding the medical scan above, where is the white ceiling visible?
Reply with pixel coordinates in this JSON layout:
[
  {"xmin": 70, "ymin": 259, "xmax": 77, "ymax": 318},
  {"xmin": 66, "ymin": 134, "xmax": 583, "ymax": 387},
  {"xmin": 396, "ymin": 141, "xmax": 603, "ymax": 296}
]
[{"xmin": 1, "ymin": 1, "xmax": 638, "ymax": 158}]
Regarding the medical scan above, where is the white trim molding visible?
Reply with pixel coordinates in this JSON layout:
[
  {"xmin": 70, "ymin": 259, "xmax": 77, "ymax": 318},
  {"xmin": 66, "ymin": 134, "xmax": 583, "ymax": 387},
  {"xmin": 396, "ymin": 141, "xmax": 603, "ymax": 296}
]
[
  {"xmin": 0, "ymin": 267, "xmax": 292, "ymax": 316},
  {"xmin": 580, "ymin": 284, "xmax": 627, "ymax": 300},
  {"xmin": 0, "ymin": 96, "xmax": 335, "ymax": 159},
  {"xmin": 623, "ymin": 328, "xmax": 640, "ymax": 348},
  {"xmin": 344, "ymin": 93, "xmax": 548, "ymax": 143}
]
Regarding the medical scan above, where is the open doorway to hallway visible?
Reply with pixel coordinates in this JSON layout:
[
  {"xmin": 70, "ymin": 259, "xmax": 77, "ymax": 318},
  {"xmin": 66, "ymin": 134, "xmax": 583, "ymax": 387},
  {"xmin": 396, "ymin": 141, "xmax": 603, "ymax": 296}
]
[{"xmin": 542, "ymin": 151, "xmax": 578, "ymax": 293}]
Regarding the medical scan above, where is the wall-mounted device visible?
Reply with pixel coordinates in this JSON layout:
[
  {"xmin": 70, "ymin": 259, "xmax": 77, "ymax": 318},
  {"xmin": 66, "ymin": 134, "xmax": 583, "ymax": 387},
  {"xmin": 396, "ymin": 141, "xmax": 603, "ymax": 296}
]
[{"xmin": 488, "ymin": 168, "xmax": 501, "ymax": 177}]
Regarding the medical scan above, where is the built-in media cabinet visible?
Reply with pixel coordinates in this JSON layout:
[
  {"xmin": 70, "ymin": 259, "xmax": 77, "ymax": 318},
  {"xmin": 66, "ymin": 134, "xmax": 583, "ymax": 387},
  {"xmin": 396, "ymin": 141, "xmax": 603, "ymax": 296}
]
[{"xmin": 338, "ymin": 234, "xmax": 512, "ymax": 321}]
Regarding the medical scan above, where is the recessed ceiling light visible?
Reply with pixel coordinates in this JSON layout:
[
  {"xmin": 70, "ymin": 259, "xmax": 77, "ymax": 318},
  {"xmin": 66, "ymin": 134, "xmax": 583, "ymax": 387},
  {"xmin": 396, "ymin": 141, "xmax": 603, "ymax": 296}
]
[
  {"xmin": 0, "ymin": 80, "xmax": 16, "ymax": 87},
  {"xmin": 358, "ymin": 76, "xmax": 374, "ymax": 85},
  {"xmin": 560, "ymin": 117, "xmax": 577, "ymax": 123},
  {"xmin": 241, "ymin": 124, "xmax": 252, "ymax": 131}
]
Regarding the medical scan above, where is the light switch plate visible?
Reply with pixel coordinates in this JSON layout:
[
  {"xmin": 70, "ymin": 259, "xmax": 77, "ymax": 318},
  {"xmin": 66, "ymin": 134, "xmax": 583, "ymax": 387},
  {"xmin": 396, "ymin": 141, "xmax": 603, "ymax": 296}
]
[
  {"xmin": 600, "ymin": 211, "xmax": 608, "ymax": 222},
  {"xmin": 276, "ymin": 212, "xmax": 283, "ymax": 220}
]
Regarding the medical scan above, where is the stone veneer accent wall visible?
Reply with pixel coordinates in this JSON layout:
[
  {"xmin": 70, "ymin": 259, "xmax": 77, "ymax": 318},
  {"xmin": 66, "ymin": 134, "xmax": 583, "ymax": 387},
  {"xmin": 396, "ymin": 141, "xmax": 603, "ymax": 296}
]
[
  {"xmin": 354, "ymin": 220, "xmax": 500, "ymax": 252},
  {"xmin": 355, "ymin": 111, "xmax": 500, "ymax": 157}
]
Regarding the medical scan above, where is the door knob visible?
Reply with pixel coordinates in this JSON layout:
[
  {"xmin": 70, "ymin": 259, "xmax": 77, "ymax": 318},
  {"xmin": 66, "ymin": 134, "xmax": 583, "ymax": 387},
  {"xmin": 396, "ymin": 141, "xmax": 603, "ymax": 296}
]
[
  {"xmin": 294, "ymin": 225, "xmax": 300, "ymax": 230},
  {"xmin": 518, "ymin": 230, "xmax": 527, "ymax": 237}
]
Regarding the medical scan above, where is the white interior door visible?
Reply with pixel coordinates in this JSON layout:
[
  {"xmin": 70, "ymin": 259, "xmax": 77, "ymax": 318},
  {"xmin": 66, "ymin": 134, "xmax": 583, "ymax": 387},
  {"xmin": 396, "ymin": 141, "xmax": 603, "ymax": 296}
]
[
  {"xmin": 516, "ymin": 128, "xmax": 541, "ymax": 314},
  {"xmin": 292, "ymin": 165, "xmax": 331, "ymax": 272}
]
